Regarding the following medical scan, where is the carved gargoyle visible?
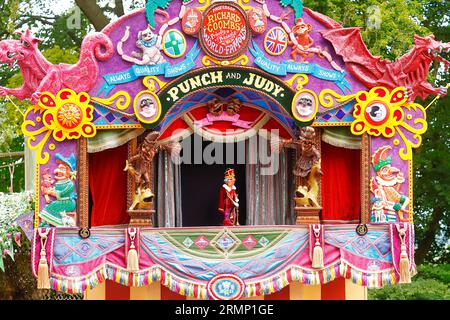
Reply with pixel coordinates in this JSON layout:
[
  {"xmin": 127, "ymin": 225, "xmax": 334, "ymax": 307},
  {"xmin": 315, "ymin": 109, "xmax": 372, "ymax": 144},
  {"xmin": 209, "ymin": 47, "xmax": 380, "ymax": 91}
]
[
  {"xmin": 124, "ymin": 131, "xmax": 159, "ymax": 210},
  {"xmin": 0, "ymin": 29, "xmax": 113, "ymax": 102},
  {"xmin": 206, "ymin": 98, "xmax": 242, "ymax": 116},
  {"xmin": 124, "ymin": 131, "xmax": 181, "ymax": 211},
  {"xmin": 270, "ymin": 126, "xmax": 320, "ymax": 178},
  {"xmin": 293, "ymin": 126, "xmax": 320, "ymax": 178}
]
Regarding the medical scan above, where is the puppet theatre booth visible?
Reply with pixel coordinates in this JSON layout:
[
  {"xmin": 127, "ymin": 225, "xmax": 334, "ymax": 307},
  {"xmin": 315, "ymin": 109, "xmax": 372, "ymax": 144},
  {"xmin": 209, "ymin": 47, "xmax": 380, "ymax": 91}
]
[{"xmin": 4, "ymin": 0, "xmax": 448, "ymax": 300}]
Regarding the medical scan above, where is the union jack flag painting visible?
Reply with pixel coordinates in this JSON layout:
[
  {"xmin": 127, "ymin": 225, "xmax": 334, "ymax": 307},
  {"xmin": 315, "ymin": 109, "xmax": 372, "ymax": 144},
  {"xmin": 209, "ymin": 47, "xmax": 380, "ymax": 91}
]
[{"xmin": 264, "ymin": 27, "xmax": 288, "ymax": 56}]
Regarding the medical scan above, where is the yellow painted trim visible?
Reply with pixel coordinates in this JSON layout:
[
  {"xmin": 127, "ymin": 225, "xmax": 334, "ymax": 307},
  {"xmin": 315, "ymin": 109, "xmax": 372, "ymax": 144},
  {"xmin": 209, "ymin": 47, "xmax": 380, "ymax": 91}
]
[
  {"xmin": 84, "ymin": 281, "xmax": 105, "ymax": 300},
  {"xmin": 96, "ymin": 124, "xmax": 143, "ymax": 129},
  {"xmin": 197, "ymin": 0, "xmax": 211, "ymax": 11},
  {"xmin": 91, "ymin": 91, "xmax": 131, "ymax": 111},
  {"xmin": 34, "ymin": 164, "xmax": 40, "ymax": 228},
  {"xmin": 130, "ymin": 282, "xmax": 161, "ymax": 300},
  {"xmin": 290, "ymin": 282, "xmax": 321, "ymax": 300},
  {"xmin": 409, "ymin": 158, "xmax": 413, "ymax": 223},
  {"xmin": 345, "ymin": 279, "xmax": 367, "ymax": 300},
  {"xmin": 242, "ymin": 295, "xmax": 264, "ymax": 300},
  {"xmin": 312, "ymin": 122, "xmax": 352, "ymax": 127}
]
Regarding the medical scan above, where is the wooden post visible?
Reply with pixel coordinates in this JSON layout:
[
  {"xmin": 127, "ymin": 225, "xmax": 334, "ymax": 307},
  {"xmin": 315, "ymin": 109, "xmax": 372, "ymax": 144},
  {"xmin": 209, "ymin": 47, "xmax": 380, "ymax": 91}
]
[
  {"xmin": 78, "ymin": 138, "xmax": 89, "ymax": 228},
  {"xmin": 360, "ymin": 133, "xmax": 370, "ymax": 224}
]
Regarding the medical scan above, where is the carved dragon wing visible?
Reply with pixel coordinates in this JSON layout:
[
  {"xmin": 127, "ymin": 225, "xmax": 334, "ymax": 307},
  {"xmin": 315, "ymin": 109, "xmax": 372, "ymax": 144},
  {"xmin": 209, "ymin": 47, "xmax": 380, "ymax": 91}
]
[{"xmin": 320, "ymin": 27, "xmax": 388, "ymax": 87}]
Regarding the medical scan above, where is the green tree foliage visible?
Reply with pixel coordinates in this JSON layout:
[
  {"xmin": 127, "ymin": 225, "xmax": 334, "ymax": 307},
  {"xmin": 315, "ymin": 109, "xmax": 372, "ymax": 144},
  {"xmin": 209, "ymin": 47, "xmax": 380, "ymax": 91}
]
[
  {"xmin": 0, "ymin": 46, "xmax": 83, "ymax": 192},
  {"xmin": 411, "ymin": 1, "xmax": 449, "ymax": 264},
  {"xmin": 0, "ymin": 0, "xmax": 90, "ymax": 192},
  {"xmin": 369, "ymin": 264, "xmax": 450, "ymax": 300},
  {"xmin": 304, "ymin": 0, "xmax": 428, "ymax": 59},
  {"xmin": 305, "ymin": 0, "xmax": 450, "ymax": 264}
]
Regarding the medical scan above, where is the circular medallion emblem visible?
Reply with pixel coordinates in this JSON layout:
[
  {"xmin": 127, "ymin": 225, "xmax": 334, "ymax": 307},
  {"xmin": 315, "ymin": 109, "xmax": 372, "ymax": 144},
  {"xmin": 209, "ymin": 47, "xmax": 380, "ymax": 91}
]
[
  {"xmin": 356, "ymin": 224, "xmax": 368, "ymax": 236},
  {"xmin": 207, "ymin": 274, "xmax": 245, "ymax": 300},
  {"xmin": 134, "ymin": 91, "xmax": 162, "ymax": 124},
  {"xmin": 364, "ymin": 101, "xmax": 389, "ymax": 126},
  {"xmin": 57, "ymin": 103, "xmax": 82, "ymax": 129},
  {"xmin": 292, "ymin": 89, "xmax": 318, "ymax": 122},
  {"xmin": 182, "ymin": 8, "xmax": 202, "ymax": 35},
  {"xmin": 264, "ymin": 27, "xmax": 288, "ymax": 56},
  {"xmin": 248, "ymin": 7, "xmax": 267, "ymax": 34},
  {"xmin": 162, "ymin": 29, "xmax": 187, "ymax": 59},
  {"xmin": 78, "ymin": 228, "xmax": 90, "ymax": 239},
  {"xmin": 200, "ymin": 2, "xmax": 250, "ymax": 60}
]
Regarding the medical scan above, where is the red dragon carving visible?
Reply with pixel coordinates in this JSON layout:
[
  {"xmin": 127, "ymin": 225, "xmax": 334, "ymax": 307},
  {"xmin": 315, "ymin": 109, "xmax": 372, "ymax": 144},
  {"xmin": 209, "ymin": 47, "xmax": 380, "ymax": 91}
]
[
  {"xmin": 0, "ymin": 29, "xmax": 114, "ymax": 103},
  {"xmin": 304, "ymin": 8, "xmax": 449, "ymax": 101}
]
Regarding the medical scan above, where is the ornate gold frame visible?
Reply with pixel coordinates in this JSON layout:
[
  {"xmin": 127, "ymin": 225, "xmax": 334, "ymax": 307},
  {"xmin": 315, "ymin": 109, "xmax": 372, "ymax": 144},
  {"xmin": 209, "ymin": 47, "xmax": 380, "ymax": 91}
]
[{"xmin": 198, "ymin": 1, "xmax": 251, "ymax": 61}]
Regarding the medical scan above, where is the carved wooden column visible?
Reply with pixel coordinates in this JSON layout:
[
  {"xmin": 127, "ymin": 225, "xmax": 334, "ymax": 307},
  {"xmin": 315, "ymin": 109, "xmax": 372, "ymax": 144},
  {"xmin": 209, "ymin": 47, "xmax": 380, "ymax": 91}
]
[
  {"xmin": 77, "ymin": 137, "xmax": 89, "ymax": 229},
  {"xmin": 360, "ymin": 133, "xmax": 371, "ymax": 224},
  {"xmin": 294, "ymin": 127, "xmax": 322, "ymax": 225},
  {"xmin": 126, "ymin": 137, "xmax": 155, "ymax": 227}
]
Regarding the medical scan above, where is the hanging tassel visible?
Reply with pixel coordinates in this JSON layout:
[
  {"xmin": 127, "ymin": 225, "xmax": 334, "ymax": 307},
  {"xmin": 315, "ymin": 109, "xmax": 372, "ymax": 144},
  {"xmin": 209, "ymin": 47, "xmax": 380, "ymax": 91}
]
[
  {"xmin": 396, "ymin": 224, "xmax": 411, "ymax": 283},
  {"xmin": 127, "ymin": 228, "xmax": 139, "ymax": 272},
  {"xmin": 37, "ymin": 228, "xmax": 50, "ymax": 289},
  {"xmin": 312, "ymin": 225, "xmax": 324, "ymax": 269}
]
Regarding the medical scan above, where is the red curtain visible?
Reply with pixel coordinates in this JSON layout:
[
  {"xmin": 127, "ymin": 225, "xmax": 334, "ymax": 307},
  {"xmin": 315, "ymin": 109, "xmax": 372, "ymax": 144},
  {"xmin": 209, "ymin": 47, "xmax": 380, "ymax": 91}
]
[
  {"xmin": 89, "ymin": 144, "xmax": 129, "ymax": 226},
  {"xmin": 321, "ymin": 142, "xmax": 360, "ymax": 222}
]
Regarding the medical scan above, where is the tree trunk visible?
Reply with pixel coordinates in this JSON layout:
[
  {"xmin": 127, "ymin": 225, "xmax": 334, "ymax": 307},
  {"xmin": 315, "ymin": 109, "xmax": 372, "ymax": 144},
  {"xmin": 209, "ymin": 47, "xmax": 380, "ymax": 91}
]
[
  {"xmin": 114, "ymin": 0, "xmax": 125, "ymax": 17},
  {"xmin": 75, "ymin": 0, "xmax": 111, "ymax": 31},
  {"xmin": 415, "ymin": 206, "xmax": 443, "ymax": 264}
]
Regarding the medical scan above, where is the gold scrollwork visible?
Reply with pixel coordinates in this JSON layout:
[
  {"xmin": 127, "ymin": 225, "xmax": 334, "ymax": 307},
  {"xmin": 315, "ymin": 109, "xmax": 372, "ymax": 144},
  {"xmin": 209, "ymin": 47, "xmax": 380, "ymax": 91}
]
[
  {"xmin": 237, "ymin": 0, "xmax": 252, "ymax": 11},
  {"xmin": 91, "ymin": 91, "xmax": 131, "ymax": 111},
  {"xmin": 318, "ymin": 89, "xmax": 356, "ymax": 109},
  {"xmin": 395, "ymin": 103, "xmax": 427, "ymax": 160},
  {"xmin": 22, "ymin": 111, "xmax": 52, "ymax": 164},
  {"xmin": 143, "ymin": 76, "xmax": 167, "ymax": 92},
  {"xmin": 285, "ymin": 74, "xmax": 309, "ymax": 90},
  {"xmin": 197, "ymin": 0, "xmax": 211, "ymax": 11}
]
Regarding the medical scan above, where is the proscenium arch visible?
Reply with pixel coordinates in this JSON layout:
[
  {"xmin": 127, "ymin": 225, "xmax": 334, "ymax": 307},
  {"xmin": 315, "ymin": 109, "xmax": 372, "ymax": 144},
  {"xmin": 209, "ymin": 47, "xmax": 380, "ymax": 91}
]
[{"xmin": 142, "ymin": 66, "xmax": 309, "ymax": 129}]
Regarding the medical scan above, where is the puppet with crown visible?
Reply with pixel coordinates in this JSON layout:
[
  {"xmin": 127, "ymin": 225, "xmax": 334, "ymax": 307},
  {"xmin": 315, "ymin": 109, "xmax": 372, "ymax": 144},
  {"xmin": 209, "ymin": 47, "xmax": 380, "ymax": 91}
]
[{"xmin": 218, "ymin": 168, "xmax": 240, "ymax": 226}]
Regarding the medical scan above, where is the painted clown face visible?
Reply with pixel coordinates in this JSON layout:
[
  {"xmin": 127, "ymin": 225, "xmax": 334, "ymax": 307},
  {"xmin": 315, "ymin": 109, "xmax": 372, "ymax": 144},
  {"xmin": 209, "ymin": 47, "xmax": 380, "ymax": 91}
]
[
  {"xmin": 296, "ymin": 95, "xmax": 315, "ymax": 118},
  {"xmin": 376, "ymin": 165, "xmax": 405, "ymax": 186},
  {"xmin": 140, "ymin": 98, "xmax": 156, "ymax": 118},
  {"xmin": 54, "ymin": 163, "xmax": 71, "ymax": 181}
]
